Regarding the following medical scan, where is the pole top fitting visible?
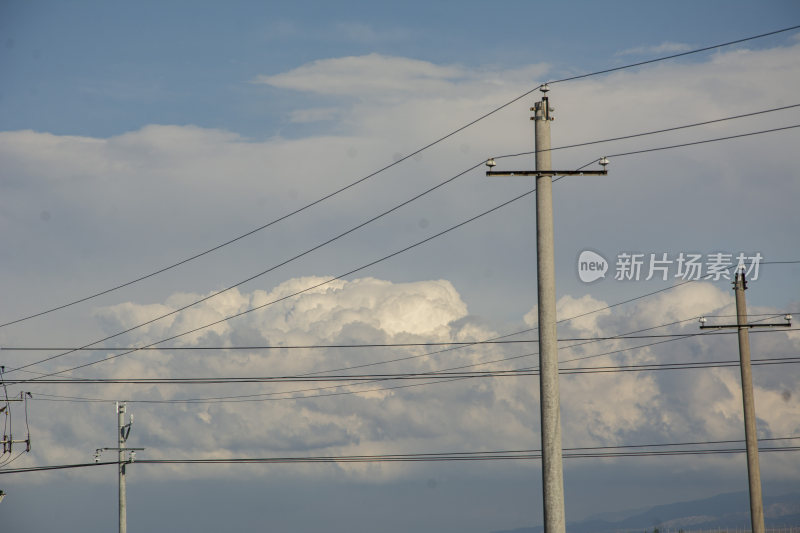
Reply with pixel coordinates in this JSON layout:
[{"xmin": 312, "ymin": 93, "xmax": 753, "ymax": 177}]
[
  {"xmin": 532, "ymin": 98, "xmax": 554, "ymax": 121},
  {"xmin": 540, "ymin": 83, "xmax": 550, "ymax": 94},
  {"xmin": 599, "ymin": 156, "xmax": 609, "ymax": 168},
  {"xmin": 734, "ymin": 266, "xmax": 748, "ymax": 290}
]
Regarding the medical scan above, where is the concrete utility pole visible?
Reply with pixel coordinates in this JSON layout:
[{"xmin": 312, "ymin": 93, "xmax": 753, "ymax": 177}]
[
  {"xmin": 486, "ymin": 85, "xmax": 608, "ymax": 533},
  {"xmin": 0, "ymin": 405, "xmax": 31, "ymax": 454},
  {"xmin": 532, "ymin": 87, "xmax": 565, "ymax": 533},
  {"xmin": 700, "ymin": 270, "xmax": 792, "ymax": 533},
  {"xmin": 0, "ymin": 390, "xmax": 32, "ymax": 455}
]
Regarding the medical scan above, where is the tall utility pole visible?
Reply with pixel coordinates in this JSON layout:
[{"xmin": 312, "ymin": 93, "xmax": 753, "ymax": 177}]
[
  {"xmin": 532, "ymin": 86, "xmax": 564, "ymax": 533},
  {"xmin": 486, "ymin": 85, "xmax": 608, "ymax": 533},
  {"xmin": 700, "ymin": 270, "xmax": 792, "ymax": 533}
]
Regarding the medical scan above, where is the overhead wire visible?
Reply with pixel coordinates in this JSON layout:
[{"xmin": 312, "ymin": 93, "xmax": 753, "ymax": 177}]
[
  {"xmin": 22, "ymin": 318, "xmax": 797, "ymax": 404},
  {"xmin": 2, "ymin": 272, "xmax": 705, "ymax": 384},
  {"xmin": 7, "ymin": 259, "xmax": 790, "ymax": 396},
  {"xmin": 6, "ymin": 103, "xmax": 786, "ymax": 376},
  {"xmin": 3, "ymin": 24, "xmax": 798, "ymax": 330},
  {"xmin": 607, "ymin": 124, "xmax": 800, "ymax": 159},
  {"xmin": 0, "ymin": 449, "xmax": 27, "ymax": 469},
  {"xmin": 9, "ymin": 355, "xmax": 800, "ymax": 385},
  {"xmin": 497, "ymin": 124, "xmax": 800, "ymax": 162},
  {"xmin": 495, "ymin": 103, "xmax": 800, "ymax": 161},
  {"xmin": 10, "ymin": 116, "xmax": 799, "ymax": 383},
  {"xmin": 2, "ymin": 159, "xmax": 480, "ymax": 375},
  {"xmin": 2, "ymin": 436, "xmax": 799, "ymax": 474},
  {"xmin": 22, "ymin": 314, "xmax": 715, "ymax": 403},
  {"xmin": 4, "ymin": 26, "xmax": 799, "ymax": 485},
  {"xmin": 136, "ymin": 446, "xmax": 800, "ymax": 464},
  {"xmin": 8, "ymin": 177, "xmax": 541, "ymax": 382},
  {"xmin": 3, "ymin": 319, "xmax": 795, "ymax": 352},
  {"xmin": 13, "ymin": 315, "xmax": 709, "ymax": 401},
  {"xmin": 546, "ymin": 25, "xmax": 800, "ymax": 85}
]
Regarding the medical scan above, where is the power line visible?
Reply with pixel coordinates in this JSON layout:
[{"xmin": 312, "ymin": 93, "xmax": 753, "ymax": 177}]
[
  {"xmin": 0, "ymin": 331, "xmax": 750, "ymax": 352},
  {"xmin": 5, "ymin": 161, "xmax": 483, "ymax": 362},
  {"xmin": 2, "ymin": 437, "xmax": 799, "ymax": 474},
  {"xmin": 18, "ymin": 310, "xmax": 793, "ymax": 405},
  {"xmin": 4, "ymin": 280, "xmax": 709, "ymax": 389},
  {"xmin": 9, "ymin": 355, "xmax": 800, "ymax": 386},
  {"xmin": 14, "ymin": 308, "xmax": 793, "ymax": 409},
  {"xmin": 21, "ymin": 314, "xmax": 716, "ymax": 403},
  {"xmin": 6, "ymin": 180, "xmax": 540, "ymax": 381},
  {"xmin": 8, "ymin": 101, "xmax": 799, "ymax": 375},
  {"xmin": 9, "ymin": 120, "xmax": 799, "ymax": 381},
  {"xmin": 546, "ymin": 25, "xmax": 800, "ymax": 85},
  {"xmin": 12, "ymin": 118, "xmax": 798, "ymax": 385},
  {"xmin": 5, "ymin": 322, "xmax": 796, "ymax": 351},
  {"xmin": 11, "ymin": 157, "xmax": 598, "ymax": 380},
  {"xmin": 496, "ymin": 103, "xmax": 800, "ymax": 161},
  {"xmin": 607, "ymin": 124, "xmax": 800, "ymax": 159},
  {"xmin": 0, "ymin": 460, "xmax": 119, "ymax": 474},
  {"xmin": 3, "ymin": 25, "xmax": 797, "ymax": 330},
  {"xmin": 137, "ymin": 446, "xmax": 800, "ymax": 464},
  {"xmin": 288, "ymin": 299, "xmax": 706, "ymax": 379}
]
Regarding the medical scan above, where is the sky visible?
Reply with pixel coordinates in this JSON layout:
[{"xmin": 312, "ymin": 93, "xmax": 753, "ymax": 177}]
[{"xmin": 1, "ymin": 1, "xmax": 800, "ymax": 532}]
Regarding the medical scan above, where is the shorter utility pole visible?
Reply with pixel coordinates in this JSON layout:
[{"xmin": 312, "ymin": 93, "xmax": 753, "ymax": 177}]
[
  {"xmin": 94, "ymin": 402, "xmax": 143, "ymax": 533},
  {"xmin": 118, "ymin": 402, "xmax": 128, "ymax": 533},
  {"xmin": 0, "ymin": 434, "xmax": 30, "ymax": 454},
  {"xmin": 0, "ymin": 391, "xmax": 32, "ymax": 455},
  {"xmin": 700, "ymin": 270, "xmax": 792, "ymax": 533}
]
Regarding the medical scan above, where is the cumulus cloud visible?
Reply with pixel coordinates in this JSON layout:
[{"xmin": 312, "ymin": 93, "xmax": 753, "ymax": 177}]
[
  {"xmin": 254, "ymin": 54, "xmax": 468, "ymax": 97},
  {"xmin": 252, "ymin": 53, "xmax": 549, "ymax": 103},
  {"xmin": 3, "ymin": 41, "xmax": 800, "ymax": 488},
  {"xmin": 24, "ymin": 277, "xmax": 527, "ymax": 478},
  {"xmin": 523, "ymin": 283, "xmax": 800, "ymax": 476},
  {"xmin": 16, "ymin": 273, "xmax": 798, "ymax": 484}
]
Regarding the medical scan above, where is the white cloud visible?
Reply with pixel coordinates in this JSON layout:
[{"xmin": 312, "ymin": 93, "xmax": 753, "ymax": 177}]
[
  {"xmin": 288, "ymin": 107, "xmax": 340, "ymax": 123},
  {"xmin": 616, "ymin": 41, "xmax": 693, "ymax": 56},
  {"xmin": 24, "ymin": 277, "xmax": 520, "ymax": 478},
  {"xmin": 15, "ymin": 273, "xmax": 798, "ymax": 484},
  {"xmin": 254, "ymin": 53, "xmax": 467, "ymax": 97},
  {"xmin": 519, "ymin": 283, "xmax": 800, "ymax": 470},
  {"xmin": 3, "ymin": 41, "xmax": 800, "ymax": 489},
  {"xmin": 252, "ymin": 53, "xmax": 549, "ymax": 102},
  {"xmin": 632, "ymin": 282, "xmax": 732, "ymax": 326}
]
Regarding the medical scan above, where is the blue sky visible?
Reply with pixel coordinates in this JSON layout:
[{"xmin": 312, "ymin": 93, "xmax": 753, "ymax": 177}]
[
  {"xmin": 3, "ymin": 1, "xmax": 799, "ymax": 138},
  {"xmin": 1, "ymin": 2, "xmax": 800, "ymax": 532}
]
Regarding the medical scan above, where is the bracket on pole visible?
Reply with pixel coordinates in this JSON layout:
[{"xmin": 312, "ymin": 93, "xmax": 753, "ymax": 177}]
[
  {"xmin": 700, "ymin": 314, "xmax": 792, "ymax": 329},
  {"xmin": 486, "ymin": 170, "xmax": 607, "ymax": 177},
  {"xmin": 485, "ymin": 156, "xmax": 609, "ymax": 178}
]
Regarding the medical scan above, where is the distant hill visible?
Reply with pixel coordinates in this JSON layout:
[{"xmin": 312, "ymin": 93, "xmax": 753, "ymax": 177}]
[{"xmin": 491, "ymin": 491, "xmax": 800, "ymax": 533}]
